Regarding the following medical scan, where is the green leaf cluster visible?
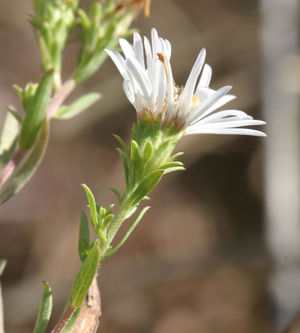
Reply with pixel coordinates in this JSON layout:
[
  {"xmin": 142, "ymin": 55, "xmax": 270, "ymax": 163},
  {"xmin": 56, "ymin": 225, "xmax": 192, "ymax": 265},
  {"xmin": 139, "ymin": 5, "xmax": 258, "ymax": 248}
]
[
  {"xmin": 78, "ymin": 120, "xmax": 185, "ymax": 262},
  {"xmin": 73, "ymin": 0, "xmax": 134, "ymax": 82},
  {"xmin": 30, "ymin": 0, "xmax": 79, "ymax": 88},
  {"xmin": 0, "ymin": 0, "xmax": 138, "ymax": 204}
]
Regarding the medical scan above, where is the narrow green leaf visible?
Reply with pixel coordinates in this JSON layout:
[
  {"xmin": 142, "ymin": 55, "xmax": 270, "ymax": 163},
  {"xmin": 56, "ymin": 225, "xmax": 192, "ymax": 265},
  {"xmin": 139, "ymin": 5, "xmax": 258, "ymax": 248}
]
[
  {"xmin": 170, "ymin": 152, "xmax": 184, "ymax": 161},
  {"xmin": 53, "ymin": 92, "xmax": 101, "ymax": 120},
  {"xmin": 70, "ymin": 241, "xmax": 100, "ymax": 307},
  {"xmin": 20, "ymin": 70, "xmax": 53, "ymax": 150},
  {"xmin": 162, "ymin": 166, "xmax": 185, "ymax": 175},
  {"xmin": 81, "ymin": 184, "xmax": 98, "ymax": 232},
  {"xmin": 79, "ymin": 210, "xmax": 90, "ymax": 262},
  {"xmin": 160, "ymin": 161, "xmax": 184, "ymax": 169},
  {"xmin": 116, "ymin": 148, "xmax": 129, "ymax": 187},
  {"xmin": 104, "ymin": 206, "xmax": 150, "ymax": 260},
  {"xmin": 32, "ymin": 281, "xmax": 52, "ymax": 333},
  {"xmin": 0, "ymin": 119, "xmax": 49, "ymax": 204},
  {"xmin": 0, "ymin": 111, "xmax": 19, "ymax": 165},
  {"xmin": 6, "ymin": 106, "xmax": 22, "ymax": 123},
  {"xmin": 0, "ymin": 260, "xmax": 6, "ymax": 277},
  {"xmin": 113, "ymin": 134, "xmax": 128, "ymax": 154},
  {"xmin": 110, "ymin": 187, "xmax": 122, "ymax": 204},
  {"xmin": 129, "ymin": 170, "xmax": 163, "ymax": 206}
]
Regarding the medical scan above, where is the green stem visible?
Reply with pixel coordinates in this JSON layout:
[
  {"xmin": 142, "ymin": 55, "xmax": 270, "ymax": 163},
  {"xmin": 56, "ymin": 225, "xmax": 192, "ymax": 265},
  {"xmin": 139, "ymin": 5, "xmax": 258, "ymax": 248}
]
[{"xmin": 104, "ymin": 198, "xmax": 131, "ymax": 253}]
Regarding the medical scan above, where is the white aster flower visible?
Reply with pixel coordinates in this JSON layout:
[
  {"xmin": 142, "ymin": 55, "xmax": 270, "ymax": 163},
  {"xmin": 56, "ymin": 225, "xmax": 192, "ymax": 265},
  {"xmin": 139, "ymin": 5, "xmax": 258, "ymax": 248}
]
[{"xmin": 106, "ymin": 28, "xmax": 266, "ymax": 137}]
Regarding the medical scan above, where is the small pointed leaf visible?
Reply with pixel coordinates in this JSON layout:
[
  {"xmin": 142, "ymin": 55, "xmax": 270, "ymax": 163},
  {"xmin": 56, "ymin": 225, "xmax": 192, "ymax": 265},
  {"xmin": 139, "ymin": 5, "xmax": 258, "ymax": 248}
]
[
  {"xmin": 170, "ymin": 152, "xmax": 184, "ymax": 161},
  {"xmin": 6, "ymin": 106, "xmax": 22, "ymax": 123},
  {"xmin": 81, "ymin": 184, "xmax": 98, "ymax": 231},
  {"xmin": 104, "ymin": 206, "xmax": 150, "ymax": 259},
  {"xmin": 163, "ymin": 166, "xmax": 185, "ymax": 175},
  {"xmin": 160, "ymin": 161, "xmax": 184, "ymax": 169},
  {"xmin": 110, "ymin": 187, "xmax": 122, "ymax": 204},
  {"xmin": 113, "ymin": 134, "xmax": 128, "ymax": 154},
  {"xmin": 32, "ymin": 281, "xmax": 52, "ymax": 333}
]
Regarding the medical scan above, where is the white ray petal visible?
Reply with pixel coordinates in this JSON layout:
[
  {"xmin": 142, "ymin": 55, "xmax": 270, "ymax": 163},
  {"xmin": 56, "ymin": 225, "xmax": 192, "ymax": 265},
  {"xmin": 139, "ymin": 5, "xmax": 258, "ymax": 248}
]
[
  {"xmin": 133, "ymin": 32, "xmax": 145, "ymax": 68},
  {"xmin": 143, "ymin": 36, "xmax": 153, "ymax": 69},
  {"xmin": 197, "ymin": 64, "xmax": 212, "ymax": 88},
  {"xmin": 186, "ymin": 127, "xmax": 267, "ymax": 136},
  {"xmin": 151, "ymin": 28, "xmax": 160, "ymax": 56},
  {"xmin": 126, "ymin": 57, "xmax": 152, "ymax": 103},
  {"xmin": 105, "ymin": 49, "xmax": 128, "ymax": 80},
  {"xmin": 197, "ymin": 110, "xmax": 252, "ymax": 124},
  {"xmin": 190, "ymin": 86, "xmax": 232, "ymax": 123},
  {"xmin": 195, "ymin": 119, "xmax": 266, "ymax": 129},
  {"xmin": 122, "ymin": 80, "xmax": 135, "ymax": 105},
  {"xmin": 180, "ymin": 48, "xmax": 206, "ymax": 110},
  {"xmin": 119, "ymin": 38, "xmax": 135, "ymax": 58}
]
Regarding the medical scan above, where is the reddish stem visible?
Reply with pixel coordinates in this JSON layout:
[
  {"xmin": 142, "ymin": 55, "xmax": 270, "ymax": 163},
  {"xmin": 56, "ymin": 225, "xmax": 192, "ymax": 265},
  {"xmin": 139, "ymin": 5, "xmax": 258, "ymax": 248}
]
[
  {"xmin": 52, "ymin": 305, "xmax": 77, "ymax": 333},
  {"xmin": 0, "ymin": 149, "xmax": 25, "ymax": 189},
  {"xmin": 47, "ymin": 80, "xmax": 75, "ymax": 119}
]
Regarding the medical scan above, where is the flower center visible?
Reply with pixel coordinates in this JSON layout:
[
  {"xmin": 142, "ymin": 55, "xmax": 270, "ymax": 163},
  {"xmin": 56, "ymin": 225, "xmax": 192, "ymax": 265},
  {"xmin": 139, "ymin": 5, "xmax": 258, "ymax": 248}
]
[{"xmin": 192, "ymin": 95, "xmax": 200, "ymax": 105}]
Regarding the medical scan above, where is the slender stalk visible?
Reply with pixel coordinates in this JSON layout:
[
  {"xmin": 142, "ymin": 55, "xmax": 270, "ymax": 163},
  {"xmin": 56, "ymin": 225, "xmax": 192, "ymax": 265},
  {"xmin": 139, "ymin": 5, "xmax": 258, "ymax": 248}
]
[
  {"xmin": 105, "ymin": 198, "xmax": 131, "ymax": 252},
  {"xmin": 47, "ymin": 80, "xmax": 75, "ymax": 119}
]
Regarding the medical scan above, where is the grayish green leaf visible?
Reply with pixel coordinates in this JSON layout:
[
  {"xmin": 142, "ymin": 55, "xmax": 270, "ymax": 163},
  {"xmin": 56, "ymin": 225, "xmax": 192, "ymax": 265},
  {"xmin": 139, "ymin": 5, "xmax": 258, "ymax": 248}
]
[
  {"xmin": 70, "ymin": 241, "xmax": 100, "ymax": 307},
  {"xmin": 53, "ymin": 92, "xmax": 101, "ymax": 120}
]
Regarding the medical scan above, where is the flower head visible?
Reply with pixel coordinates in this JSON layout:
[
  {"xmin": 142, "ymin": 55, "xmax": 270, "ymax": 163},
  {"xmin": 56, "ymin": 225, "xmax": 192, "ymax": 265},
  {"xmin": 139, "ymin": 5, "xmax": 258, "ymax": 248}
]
[{"xmin": 106, "ymin": 28, "xmax": 265, "ymax": 137}]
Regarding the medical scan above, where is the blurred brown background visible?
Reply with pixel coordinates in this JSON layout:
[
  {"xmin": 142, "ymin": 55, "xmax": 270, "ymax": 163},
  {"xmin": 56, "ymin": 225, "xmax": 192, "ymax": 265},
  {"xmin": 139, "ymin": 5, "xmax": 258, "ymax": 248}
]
[{"xmin": 1, "ymin": 0, "xmax": 299, "ymax": 332}]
